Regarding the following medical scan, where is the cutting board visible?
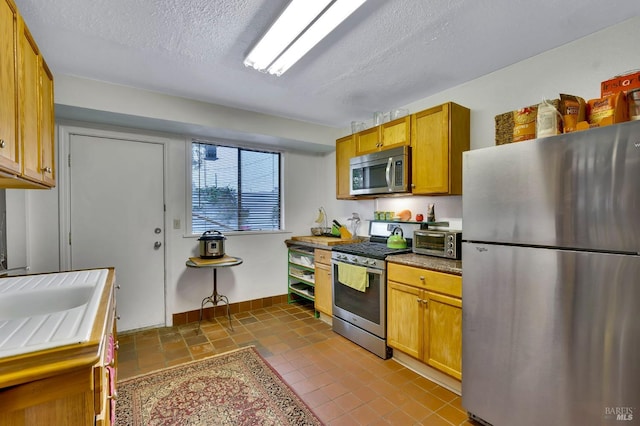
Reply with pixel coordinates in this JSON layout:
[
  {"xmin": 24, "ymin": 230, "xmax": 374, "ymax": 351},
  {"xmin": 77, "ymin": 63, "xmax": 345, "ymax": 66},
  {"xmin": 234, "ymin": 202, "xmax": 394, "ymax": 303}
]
[
  {"xmin": 188, "ymin": 255, "xmax": 240, "ymax": 266},
  {"xmin": 291, "ymin": 235, "xmax": 358, "ymax": 246}
]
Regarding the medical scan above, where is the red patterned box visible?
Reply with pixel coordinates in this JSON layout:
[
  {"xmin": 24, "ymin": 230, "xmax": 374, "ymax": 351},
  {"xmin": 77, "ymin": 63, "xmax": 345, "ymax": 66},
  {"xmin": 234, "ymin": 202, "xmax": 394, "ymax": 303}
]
[{"xmin": 601, "ymin": 70, "xmax": 640, "ymax": 97}]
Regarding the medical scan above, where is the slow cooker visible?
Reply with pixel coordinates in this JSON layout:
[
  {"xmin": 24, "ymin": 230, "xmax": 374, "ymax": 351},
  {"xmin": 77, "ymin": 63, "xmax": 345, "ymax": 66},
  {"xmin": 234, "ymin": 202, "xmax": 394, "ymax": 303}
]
[{"xmin": 198, "ymin": 230, "xmax": 226, "ymax": 259}]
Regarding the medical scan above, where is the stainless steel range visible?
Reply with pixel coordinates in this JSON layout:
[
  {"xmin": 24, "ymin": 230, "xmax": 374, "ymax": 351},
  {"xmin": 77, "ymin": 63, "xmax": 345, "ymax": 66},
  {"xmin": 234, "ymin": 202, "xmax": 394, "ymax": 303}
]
[{"xmin": 331, "ymin": 222, "xmax": 417, "ymax": 359}]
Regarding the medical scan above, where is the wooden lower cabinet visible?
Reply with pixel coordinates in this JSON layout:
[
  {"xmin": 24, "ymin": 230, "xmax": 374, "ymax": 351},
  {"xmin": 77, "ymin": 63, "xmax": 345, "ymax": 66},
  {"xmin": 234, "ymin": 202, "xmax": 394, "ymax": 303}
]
[
  {"xmin": 387, "ymin": 281, "xmax": 422, "ymax": 359},
  {"xmin": 387, "ymin": 263, "xmax": 462, "ymax": 380},
  {"xmin": 423, "ymin": 291, "xmax": 462, "ymax": 379},
  {"xmin": 314, "ymin": 249, "xmax": 333, "ymax": 316}
]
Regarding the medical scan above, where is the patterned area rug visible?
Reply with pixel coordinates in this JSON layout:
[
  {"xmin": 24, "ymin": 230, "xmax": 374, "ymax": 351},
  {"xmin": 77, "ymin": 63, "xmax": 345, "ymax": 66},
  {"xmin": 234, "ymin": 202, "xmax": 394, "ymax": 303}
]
[{"xmin": 116, "ymin": 346, "xmax": 323, "ymax": 425}]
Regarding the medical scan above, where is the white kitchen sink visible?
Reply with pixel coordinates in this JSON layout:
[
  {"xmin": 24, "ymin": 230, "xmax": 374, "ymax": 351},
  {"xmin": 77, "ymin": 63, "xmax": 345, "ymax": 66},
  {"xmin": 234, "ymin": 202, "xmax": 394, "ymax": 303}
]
[{"xmin": 0, "ymin": 269, "xmax": 109, "ymax": 359}]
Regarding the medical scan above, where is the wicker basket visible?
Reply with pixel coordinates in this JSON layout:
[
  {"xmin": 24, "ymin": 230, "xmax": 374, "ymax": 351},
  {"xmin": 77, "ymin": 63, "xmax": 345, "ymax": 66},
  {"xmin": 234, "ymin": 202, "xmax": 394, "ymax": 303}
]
[{"xmin": 495, "ymin": 99, "xmax": 560, "ymax": 145}]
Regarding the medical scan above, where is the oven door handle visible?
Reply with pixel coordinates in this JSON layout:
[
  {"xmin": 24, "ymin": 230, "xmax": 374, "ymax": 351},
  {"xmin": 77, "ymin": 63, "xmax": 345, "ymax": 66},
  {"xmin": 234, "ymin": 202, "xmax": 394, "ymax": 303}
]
[
  {"xmin": 333, "ymin": 261, "xmax": 383, "ymax": 276},
  {"xmin": 385, "ymin": 157, "xmax": 393, "ymax": 191}
]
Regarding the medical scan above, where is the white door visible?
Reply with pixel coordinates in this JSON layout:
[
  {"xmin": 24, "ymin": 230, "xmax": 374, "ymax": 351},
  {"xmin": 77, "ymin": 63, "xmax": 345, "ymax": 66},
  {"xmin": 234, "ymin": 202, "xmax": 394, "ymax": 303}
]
[{"xmin": 69, "ymin": 134, "xmax": 165, "ymax": 331}]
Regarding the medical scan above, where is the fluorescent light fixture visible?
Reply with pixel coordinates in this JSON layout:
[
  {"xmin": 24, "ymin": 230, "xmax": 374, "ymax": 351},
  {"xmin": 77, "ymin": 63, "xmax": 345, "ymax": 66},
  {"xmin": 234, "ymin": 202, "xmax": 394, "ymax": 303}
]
[{"xmin": 244, "ymin": 0, "xmax": 367, "ymax": 76}]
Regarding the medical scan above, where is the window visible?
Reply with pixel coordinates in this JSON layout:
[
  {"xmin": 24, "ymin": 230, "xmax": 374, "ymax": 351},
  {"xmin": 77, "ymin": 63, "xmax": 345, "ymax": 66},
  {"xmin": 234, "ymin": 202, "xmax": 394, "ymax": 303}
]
[{"xmin": 191, "ymin": 141, "xmax": 281, "ymax": 233}]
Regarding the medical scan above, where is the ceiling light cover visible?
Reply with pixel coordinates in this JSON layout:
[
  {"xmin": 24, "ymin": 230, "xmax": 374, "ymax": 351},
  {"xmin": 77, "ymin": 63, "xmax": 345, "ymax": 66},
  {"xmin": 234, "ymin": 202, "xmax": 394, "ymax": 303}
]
[
  {"xmin": 244, "ymin": 0, "xmax": 332, "ymax": 72},
  {"xmin": 244, "ymin": 0, "xmax": 367, "ymax": 76}
]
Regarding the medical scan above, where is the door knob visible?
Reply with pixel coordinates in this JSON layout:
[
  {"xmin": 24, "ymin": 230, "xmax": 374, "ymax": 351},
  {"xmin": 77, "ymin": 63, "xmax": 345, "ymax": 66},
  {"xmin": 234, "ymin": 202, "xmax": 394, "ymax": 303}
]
[{"xmin": 154, "ymin": 241, "xmax": 162, "ymax": 249}]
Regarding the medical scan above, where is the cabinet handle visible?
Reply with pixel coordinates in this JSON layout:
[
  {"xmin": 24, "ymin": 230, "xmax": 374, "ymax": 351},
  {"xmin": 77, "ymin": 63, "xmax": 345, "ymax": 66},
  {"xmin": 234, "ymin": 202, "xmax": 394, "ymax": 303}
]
[
  {"xmin": 115, "ymin": 341, "xmax": 120, "ymax": 351},
  {"xmin": 42, "ymin": 166, "xmax": 52, "ymax": 173},
  {"xmin": 0, "ymin": 139, "xmax": 5, "ymax": 148},
  {"xmin": 108, "ymin": 389, "xmax": 118, "ymax": 400},
  {"xmin": 419, "ymin": 276, "xmax": 425, "ymax": 281}
]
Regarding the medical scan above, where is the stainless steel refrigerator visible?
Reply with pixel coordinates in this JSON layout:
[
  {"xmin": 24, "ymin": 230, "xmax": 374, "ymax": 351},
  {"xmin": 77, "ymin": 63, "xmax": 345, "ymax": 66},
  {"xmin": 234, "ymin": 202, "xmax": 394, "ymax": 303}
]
[{"xmin": 462, "ymin": 121, "xmax": 640, "ymax": 426}]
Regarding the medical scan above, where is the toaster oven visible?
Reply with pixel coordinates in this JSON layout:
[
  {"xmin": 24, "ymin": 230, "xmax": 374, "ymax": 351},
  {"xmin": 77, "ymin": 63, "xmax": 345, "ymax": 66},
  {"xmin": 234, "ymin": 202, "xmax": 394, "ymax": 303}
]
[{"xmin": 412, "ymin": 229, "xmax": 462, "ymax": 259}]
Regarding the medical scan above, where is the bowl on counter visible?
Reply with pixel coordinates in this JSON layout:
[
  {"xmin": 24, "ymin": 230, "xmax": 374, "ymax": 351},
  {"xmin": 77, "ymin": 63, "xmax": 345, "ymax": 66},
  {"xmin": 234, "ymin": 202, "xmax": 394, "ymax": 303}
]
[{"xmin": 311, "ymin": 227, "xmax": 331, "ymax": 236}]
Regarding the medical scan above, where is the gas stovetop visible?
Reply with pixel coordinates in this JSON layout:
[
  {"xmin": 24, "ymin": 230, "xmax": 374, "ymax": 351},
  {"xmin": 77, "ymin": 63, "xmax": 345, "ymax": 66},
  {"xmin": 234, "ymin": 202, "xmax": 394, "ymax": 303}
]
[{"xmin": 332, "ymin": 237, "xmax": 412, "ymax": 260}]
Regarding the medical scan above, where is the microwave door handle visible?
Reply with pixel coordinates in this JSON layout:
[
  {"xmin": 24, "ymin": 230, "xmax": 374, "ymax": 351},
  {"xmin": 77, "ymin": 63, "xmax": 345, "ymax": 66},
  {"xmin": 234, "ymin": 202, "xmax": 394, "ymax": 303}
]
[{"xmin": 386, "ymin": 157, "xmax": 393, "ymax": 190}]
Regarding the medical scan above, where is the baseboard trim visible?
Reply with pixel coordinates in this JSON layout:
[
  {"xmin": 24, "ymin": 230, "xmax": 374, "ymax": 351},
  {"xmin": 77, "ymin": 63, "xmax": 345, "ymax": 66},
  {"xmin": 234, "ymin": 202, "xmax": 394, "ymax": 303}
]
[
  {"xmin": 392, "ymin": 351, "xmax": 462, "ymax": 395},
  {"xmin": 172, "ymin": 294, "xmax": 289, "ymax": 326}
]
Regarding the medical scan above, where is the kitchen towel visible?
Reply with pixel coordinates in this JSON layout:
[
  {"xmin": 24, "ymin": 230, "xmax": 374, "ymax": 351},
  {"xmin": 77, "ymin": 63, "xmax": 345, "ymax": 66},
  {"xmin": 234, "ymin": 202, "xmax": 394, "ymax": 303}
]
[{"xmin": 337, "ymin": 262, "xmax": 368, "ymax": 292}]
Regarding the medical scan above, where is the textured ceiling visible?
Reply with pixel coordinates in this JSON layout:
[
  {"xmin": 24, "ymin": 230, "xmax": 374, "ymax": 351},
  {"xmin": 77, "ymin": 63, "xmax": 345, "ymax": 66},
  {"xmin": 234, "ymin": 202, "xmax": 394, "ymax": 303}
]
[{"xmin": 14, "ymin": 0, "xmax": 640, "ymax": 128}]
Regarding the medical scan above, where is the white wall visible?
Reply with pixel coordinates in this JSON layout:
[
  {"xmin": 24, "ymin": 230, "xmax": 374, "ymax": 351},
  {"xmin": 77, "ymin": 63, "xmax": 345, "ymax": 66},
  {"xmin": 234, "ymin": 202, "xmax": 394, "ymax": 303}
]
[
  {"xmin": 54, "ymin": 76, "xmax": 343, "ymax": 152},
  {"xmin": 12, "ymin": 16, "xmax": 640, "ymax": 325},
  {"xmin": 5, "ymin": 190, "xmax": 28, "ymax": 272},
  {"xmin": 323, "ymin": 16, "xmax": 640, "ymax": 231}
]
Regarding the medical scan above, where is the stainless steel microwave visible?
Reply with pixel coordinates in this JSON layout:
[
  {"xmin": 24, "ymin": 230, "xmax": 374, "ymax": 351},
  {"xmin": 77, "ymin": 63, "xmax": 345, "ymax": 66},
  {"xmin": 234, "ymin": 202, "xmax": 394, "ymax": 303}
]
[
  {"xmin": 412, "ymin": 229, "xmax": 462, "ymax": 259},
  {"xmin": 350, "ymin": 146, "xmax": 410, "ymax": 196}
]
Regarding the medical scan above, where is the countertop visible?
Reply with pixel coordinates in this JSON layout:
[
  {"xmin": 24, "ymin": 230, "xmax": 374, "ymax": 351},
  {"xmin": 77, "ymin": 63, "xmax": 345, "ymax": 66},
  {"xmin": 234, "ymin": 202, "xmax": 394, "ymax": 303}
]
[
  {"xmin": 0, "ymin": 268, "xmax": 115, "ymax": 389},
  {"xmin": 285, "ymin": 235, "xmax": 365, "ymax": 249},
  {"xmin": 286, "ymin": 238, "xmax": 462, "ymax": 276},
  {"xmin": 386, "ymin": 253, "xmax": 462, "ymax": 276}
]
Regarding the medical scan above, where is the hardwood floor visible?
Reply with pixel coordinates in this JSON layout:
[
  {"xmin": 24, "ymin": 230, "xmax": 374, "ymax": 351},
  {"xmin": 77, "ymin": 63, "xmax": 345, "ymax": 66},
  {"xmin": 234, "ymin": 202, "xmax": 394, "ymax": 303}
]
[{"xmin": 117, "ymin": 302, "xmax": 478, "ymax": 425}]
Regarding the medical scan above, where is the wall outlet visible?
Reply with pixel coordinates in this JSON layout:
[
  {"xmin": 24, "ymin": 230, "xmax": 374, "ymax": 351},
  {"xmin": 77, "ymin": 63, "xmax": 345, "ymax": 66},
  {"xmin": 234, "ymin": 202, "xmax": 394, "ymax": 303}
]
[{"xmin": 173, "ymin": 219, "xmax": 181, "ymax": 229}]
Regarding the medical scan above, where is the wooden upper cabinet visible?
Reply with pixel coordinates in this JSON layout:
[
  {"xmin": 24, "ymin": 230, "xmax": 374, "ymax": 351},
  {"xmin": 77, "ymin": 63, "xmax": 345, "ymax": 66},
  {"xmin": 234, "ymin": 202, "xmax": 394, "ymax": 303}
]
[
  {"xmin": 18, "ymin": 17, "xmax": 41, "ymax": 184},
  {"xmin": 0, "ymin": 11, "xmax": 55, "ymax": 189},
  {"xmin": 335, "ymin": 134, "xmax": 355, "ymax": 199},
  {"xmin": 354, "ymin": 126, "xmax": 380, "ymax": 155},
  {"xmin": 40, "ymin": 59, "xmax": 55, "ymax": 186},
  {"xmin": 0, "ymin": 0, "xmax": 20, "ymax": 174},
  {"xmin": 355, "ymin": 116, "xmax": 411, "ymax": 156},
  {"xmin": 381, "ymin": 116, "xmax": 410, "ymax": 149},
  {"xmin": 411, "ymin": 102, "xmax": 469, "ymax": 195}
]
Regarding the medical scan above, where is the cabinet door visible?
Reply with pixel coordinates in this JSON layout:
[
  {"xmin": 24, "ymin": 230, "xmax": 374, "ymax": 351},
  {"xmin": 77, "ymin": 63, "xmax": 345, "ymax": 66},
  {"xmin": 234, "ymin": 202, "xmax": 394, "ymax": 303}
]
[
  {"xmin": 411, "ymin": 102, "xmax": 469, "ymax": 195},
  {"xmin": 411, "ymin": 103, "xmax": 450, "ymax": 194},
  {"xmin": 355, "ymin": 126, "xmax": 381, "ymax": 155},
  {"xmin": 0, "ymin": 0, "xmax": 20, "ymax": 174},
  {"xmin": 381, "ymin": 116, "xmax": 410, "ymax": 149},
  {"xmin": 18, "ymin": 17, "xmax": 41, "ymax": 183},
  {"xmin": 314, "ymin": 248, "xmax": 332, "ymax": 266},
  {"xmin": 335, "ymin": 135, "xmax": 355, "ymax": 199},
  {"xmin": 387, "ymin": 280, "xmax": 422, "ymax": 359},
  {"xmin": 314, "ymin": 262, "xmax": 332, "ymax": 316},
  {"xmin": 425, "ymin": 291, "xmax": 462, "ymax": 379},
  {"xmin": 39, "ymin": 58, "xmax": 54, "ymax": 186}
]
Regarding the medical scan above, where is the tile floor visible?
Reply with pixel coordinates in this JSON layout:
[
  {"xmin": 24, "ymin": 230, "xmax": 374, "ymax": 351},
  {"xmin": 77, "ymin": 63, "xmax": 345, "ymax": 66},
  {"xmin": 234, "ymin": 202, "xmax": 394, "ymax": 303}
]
[{"xmin": 117, "ymin": 302, "xmax": 480, "ymax": 426}]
